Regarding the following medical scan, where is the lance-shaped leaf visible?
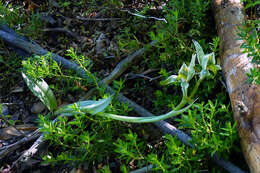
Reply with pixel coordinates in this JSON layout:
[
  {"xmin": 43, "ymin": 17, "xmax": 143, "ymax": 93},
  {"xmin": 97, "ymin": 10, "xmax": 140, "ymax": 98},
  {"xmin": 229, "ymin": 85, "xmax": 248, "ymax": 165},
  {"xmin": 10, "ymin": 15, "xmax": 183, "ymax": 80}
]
[
  {"xmin": 206, "ymin": 53, "xmax": 221, "ymax": 75},
  {"xmin": 22, "ymin": 72, "xmax": 57, "ymax": 112},
  {"xmin": 55, "ymin": 96, "xmax": 112, "ymax": 116},
  {"xmin": 187, "ymin": 54, "xmax": 196, "ymax": 81},
  {"xmin": 208, "ymin": 52, "xmax": 216, "ymax": 65},
  {"xmin": 201, "ymin": 53, "xmax": 213, "ymax": 70},
  {"xmin": 192, "ymin": 40, "xmax": 205, "ymax": 66}
]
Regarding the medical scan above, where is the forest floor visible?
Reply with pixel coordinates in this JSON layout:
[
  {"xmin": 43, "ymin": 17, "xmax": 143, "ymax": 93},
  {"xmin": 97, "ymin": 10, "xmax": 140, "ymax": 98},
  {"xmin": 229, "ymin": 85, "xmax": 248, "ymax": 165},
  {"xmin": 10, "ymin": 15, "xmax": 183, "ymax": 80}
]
[{"xmin": 0, "ymin": 0, "xmax": 258, "ymax": 173}]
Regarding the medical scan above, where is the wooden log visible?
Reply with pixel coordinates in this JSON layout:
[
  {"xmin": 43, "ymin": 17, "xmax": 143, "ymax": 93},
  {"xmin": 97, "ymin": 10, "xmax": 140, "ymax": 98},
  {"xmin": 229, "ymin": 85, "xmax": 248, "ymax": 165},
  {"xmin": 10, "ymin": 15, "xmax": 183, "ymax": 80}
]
[{"xmin": 212, "ymin": 0, "xmax": 260, "ymax": 172}]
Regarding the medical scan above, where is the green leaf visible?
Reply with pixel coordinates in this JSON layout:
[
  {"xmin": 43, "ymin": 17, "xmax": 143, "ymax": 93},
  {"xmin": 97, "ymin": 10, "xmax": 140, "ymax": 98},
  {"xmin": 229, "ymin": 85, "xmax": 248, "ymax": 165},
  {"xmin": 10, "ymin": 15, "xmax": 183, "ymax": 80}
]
[
  {"xmin": 192, "ymin": 40, "xmax": 205, "ymax": 65},
  {"xmin": 189, "ymin": 54, "xmax": 196, "ymax": 68},
  {"xmin": 207, "ymin": 52, "xmax": 216, "ymax": 65},
  {"xmin": 55, "ymin": 96, "xmax": 112, "ymax": 116},
  {"xmin": 245, "ymin": 1, "xmax": 260, "ymax": 9},
  {"xmin": 187, "ymin": 54, "xmax": 196, "ymax": 81},
  {"xmin": 201, "ymin": 53, "xmax": 210, "ymax": 70},
  {"xmin": 22, "ymin": 72, "xmax": 57, "ymax": 112}
]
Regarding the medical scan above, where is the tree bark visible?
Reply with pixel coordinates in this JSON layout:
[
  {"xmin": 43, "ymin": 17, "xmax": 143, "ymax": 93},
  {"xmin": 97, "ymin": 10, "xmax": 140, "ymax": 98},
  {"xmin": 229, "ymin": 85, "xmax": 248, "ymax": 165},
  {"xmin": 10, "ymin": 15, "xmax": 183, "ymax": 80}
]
[{"xmin": 212, "ymin": 0, "xmax": 260, "ymax": 172}]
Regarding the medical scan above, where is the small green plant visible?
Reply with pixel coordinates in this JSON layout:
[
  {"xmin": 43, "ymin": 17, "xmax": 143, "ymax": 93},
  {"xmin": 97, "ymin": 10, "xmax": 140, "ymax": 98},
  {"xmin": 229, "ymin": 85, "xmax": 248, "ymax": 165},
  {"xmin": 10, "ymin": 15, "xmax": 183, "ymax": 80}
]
[
  {"xmin": 0, "ymin": 1, "xmax": 42, "ymax": 38},
  {"xmin": 238, "ymin": 19, "xmax": 260, "ymax": 84},
  {"xmin": 177, "ymin": 101, "xmax": 238, "ymax": 157},
  {"xmin": 147, "ymin": 135, "xmax": 203, "ymax": 172},
  {"xmin": 114, "ymin": 132, "xmax": 212, "ymax": 172},
  {"xmin": 148, "ymin": 0, "xmax": 213, "ymax": 68},
  {"xmin": 114, "ymin": 130, "xmax": 145, "ymax": 164},
  {"xmin": 114, "ymin": 101, "xmax": 238, "ymax": 172},
  {"xmin": 244, "ymin": 0, "xmax": 260, "ymax": 9},
  {"xmin": 38, "ymin": 113, "xmax": 120, "ymax": 167}
]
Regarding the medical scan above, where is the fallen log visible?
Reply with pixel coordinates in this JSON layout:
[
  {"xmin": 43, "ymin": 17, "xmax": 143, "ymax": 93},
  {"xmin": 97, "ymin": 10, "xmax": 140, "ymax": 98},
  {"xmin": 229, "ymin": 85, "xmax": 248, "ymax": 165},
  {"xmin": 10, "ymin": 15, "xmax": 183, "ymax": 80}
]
[
  {"xmin": 0, "ymin": 25, "xmax": 245, "ymax": 172},
  {"xmin": 212, "ymin": 0, "xmax": 260, "ymax": 172}
]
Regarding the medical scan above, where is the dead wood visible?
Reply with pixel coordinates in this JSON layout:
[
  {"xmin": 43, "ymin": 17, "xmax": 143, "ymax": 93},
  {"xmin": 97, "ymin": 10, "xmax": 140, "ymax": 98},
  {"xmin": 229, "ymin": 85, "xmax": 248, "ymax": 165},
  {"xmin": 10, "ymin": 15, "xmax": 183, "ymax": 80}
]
[
  {"xmin": 43, "ymin": 27, "xmax": 82, "ymax": 41},
  {"xmin": 0, "ymin": 25, "xmax": 245, "ymax": 173},
  {"xmin": 212, "ymin": 0, "xmax": 260, "ymax": 172},
  {"xmin": 12, "ymin": 134, "xmax": 44, "ymax": 168},
  {"xmin": 101, "ymin": 40, "xmax": 157, "ymax": 85},
  {"xmin": 0, "ymin": 129, "xmax": 40, "ymax": 160},
  {"xmin": 76, "ymin": 16, "xmax": 122, "ymax": 21},
  {"xmin": 81, "ymin": 40, "xmax": 157, "ymax": 100},
  {"xmin": 0, "ymin": 124, "xmax": 37, "ymax": 140}
]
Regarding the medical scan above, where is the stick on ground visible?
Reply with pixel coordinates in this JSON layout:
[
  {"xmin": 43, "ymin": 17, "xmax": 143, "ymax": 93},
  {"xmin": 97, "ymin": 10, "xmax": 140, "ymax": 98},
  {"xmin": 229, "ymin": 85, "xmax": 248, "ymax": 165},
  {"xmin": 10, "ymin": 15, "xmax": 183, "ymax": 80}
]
[
  {"xmin": 81, "ymin": 40, "xmax": 157, "ymax": 100},
  {"xmin": 0, "ymin": 129, "xmax": 40, "ymax": 160}
]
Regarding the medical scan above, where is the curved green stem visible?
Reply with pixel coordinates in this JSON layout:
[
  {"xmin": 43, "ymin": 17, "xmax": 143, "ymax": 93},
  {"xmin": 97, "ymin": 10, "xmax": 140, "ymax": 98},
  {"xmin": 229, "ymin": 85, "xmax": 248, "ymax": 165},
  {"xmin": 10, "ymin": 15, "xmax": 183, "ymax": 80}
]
[
  {"xmin": 174, "ymin": 98, "xmax": 187, "ymax": 111},
  {"xmin": 189, "ymin": 79, "xmax": 202, "ymax": 99},
  {"xmin": 97, "ymin": 100, "xmax": 195, "ymax": 123},
  {"xmin": 99, "ymin": 78, "xmax": 202, "ymax": 123},
  {"xmin": 174, "ymin": 79, "xmax": 202, "ymax": 111}
]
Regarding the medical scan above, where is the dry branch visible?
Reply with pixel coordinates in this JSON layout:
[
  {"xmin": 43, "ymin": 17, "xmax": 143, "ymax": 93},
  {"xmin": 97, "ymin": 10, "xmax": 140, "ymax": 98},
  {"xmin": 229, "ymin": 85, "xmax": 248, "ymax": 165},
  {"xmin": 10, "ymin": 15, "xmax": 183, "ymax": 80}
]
[
  {"xmin": 0, "ymin": 129, "xmax": 40, "ymax": 160},
  {"xmin": 0, "ymin": 25, "xmax": 245, "ymax": 173},
  {"xmin": 120, "ymin": 9, "xmax": 167, "ymax": 23},
  {"xmin": 76, "ymin": 16, "xmax": 122, "ymax": 21},
  {"xmin": 81, "ymin": 40, "xmax": 157, "ymax": 99},
  {"xmin": 12, "ymin": 134, "xmax": 44, "ymax": 168},
  {"xmin": 212, "ymin": 0, "xmax": 260, "ymax": 172},
  {"xmin": 101, "ymin": 40, "xmax": 157, "ymax": 85},
  {"xmin": 43, "ymin": 27, "xmax": 81, "ymax": 41}
]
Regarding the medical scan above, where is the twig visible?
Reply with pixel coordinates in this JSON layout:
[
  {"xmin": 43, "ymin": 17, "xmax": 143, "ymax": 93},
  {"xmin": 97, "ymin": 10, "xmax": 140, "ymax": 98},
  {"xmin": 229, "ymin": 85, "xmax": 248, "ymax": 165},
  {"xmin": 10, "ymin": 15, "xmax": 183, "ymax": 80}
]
[
  {"xmin": 126, "ymin": 73, "xmax": 154, "ymax": 80},
  {"xmin": 0, "ymin": 112, "xmax": 28, "ymax": 138},
  {"xmin": 141, "ymin": 68, "xmax": 160, "ymax": 75},
  {"xmin": 43, "ymin": 27, "xmax": 81, "ymax": 41},
  {"xmin": 126, "ymin": 68, "xmax": 168, "ymax": 81},
  {"xmin": 80, "ymin": 40, "xmax": 157, "ymax": 100},
  {"xmin": 101, "ymin": 40, "xmax": 157, "ymax": 85},
  {"xmin": 11, "ymin": 116, "xmax": 63, "ymax": 167},
  {"xmin": 76, "ymin": 16, "xmax": 122, "ymax": 21},
  {"xmin": 11, "ymin": 134, "xmax": 44, "ymax": 167},
  {"xmin": 0, "ymin": 129, "xmax": 40, "ymax": 160},
  {"xmin": 121, "ymin": 9, "xmax": 167, "ymax": 23},
  {"xmin": 0, "ymin": 25, "xmax": 246, "ymax": 173}
]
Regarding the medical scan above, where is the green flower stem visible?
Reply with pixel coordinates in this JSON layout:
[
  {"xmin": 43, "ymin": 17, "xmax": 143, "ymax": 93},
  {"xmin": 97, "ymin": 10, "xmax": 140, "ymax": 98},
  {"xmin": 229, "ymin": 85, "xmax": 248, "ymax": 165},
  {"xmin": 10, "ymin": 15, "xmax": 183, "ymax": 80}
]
[
  {"xmin": 174, "ymin": 98, "xmax": 187, "ymax": 111},
  {"xmin": 174, "ymin": 79, "xmax": 202, "ymax": 111},
  {"xmin": 97, "ymin": 101, "xmax": 194, "ymax": 123},
  {"xmin": 189, "ymin": 79, "xmax": 202, "ymax": 99}
]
